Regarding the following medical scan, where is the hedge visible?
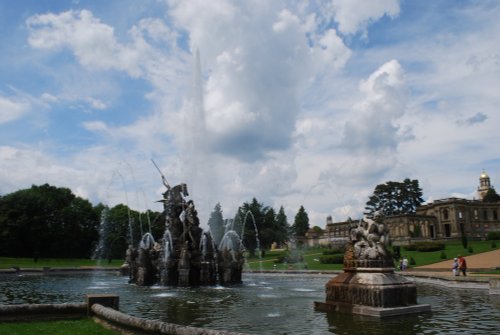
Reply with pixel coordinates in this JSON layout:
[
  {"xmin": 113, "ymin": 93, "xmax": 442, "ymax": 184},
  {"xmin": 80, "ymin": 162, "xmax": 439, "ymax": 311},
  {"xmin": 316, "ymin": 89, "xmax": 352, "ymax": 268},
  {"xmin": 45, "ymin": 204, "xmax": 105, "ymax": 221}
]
[
  {"xmin": 319, "ymin": 255, "xmax": 344, "ymax": 264},
  {"xmin": 487, "ymin": 232, "xmax": 500, "ymax": 240},
  {"xmin": 404, "ymin": 242, "xmax": 445, "ymax": 252}
]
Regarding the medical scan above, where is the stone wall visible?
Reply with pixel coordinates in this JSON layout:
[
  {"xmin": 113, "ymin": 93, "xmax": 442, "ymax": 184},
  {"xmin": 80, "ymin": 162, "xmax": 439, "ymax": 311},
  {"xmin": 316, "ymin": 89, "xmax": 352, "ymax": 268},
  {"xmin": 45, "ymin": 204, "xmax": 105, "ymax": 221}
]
[
  {"xmin": 91, "ymin": 303, "xmax": 247, "ymax": 335},
  {"xmin": 0, "ymin": 295, "xmax": 248, "ymax": 335},
  {"xmin": 0, "ymin": 302, "xmax": 87, "ymax": 321}
]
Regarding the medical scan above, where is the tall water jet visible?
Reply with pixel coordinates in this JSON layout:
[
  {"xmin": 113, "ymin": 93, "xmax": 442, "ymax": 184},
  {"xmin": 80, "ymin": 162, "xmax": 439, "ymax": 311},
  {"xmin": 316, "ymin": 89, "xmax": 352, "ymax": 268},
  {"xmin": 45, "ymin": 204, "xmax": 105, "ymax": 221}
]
[
  {"xmin": 116, "ymin": 170, "xmax": 134, "ymax": 246},
  {"xmin": 93, "ymin": 207, "xmax": 110, "ymax": 262},
  {"xmin": 181, "ymin": 48, "xmax": 215, "ymax": 226}
]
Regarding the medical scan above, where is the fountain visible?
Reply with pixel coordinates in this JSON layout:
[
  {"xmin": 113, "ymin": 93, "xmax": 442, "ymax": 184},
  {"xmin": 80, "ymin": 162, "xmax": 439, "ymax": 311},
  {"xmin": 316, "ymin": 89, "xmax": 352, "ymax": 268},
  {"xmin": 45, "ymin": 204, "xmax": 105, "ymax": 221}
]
[
  {"xmin": 124, "ymin": 166, "xmax": 244, "ymax": 287},
  {"xmin": 315, "ymin": 211, "xmax": 431, "ymax": 317}
]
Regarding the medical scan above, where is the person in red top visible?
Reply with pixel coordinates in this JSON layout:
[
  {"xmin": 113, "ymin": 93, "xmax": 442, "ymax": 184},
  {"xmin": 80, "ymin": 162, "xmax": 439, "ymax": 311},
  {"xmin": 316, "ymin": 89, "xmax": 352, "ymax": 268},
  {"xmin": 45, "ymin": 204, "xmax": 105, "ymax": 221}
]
[{"xmin": 458, "ymin": 255, "xmax": 467, "ymax": 276}]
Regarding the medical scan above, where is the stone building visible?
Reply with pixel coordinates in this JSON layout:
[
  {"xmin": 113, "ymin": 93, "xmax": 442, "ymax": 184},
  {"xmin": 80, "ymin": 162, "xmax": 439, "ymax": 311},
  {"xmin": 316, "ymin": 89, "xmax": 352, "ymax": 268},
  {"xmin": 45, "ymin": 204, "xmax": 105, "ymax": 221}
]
[{"xmin": 313, "ymin": 171, "xmax": 500, "ymax": 247}]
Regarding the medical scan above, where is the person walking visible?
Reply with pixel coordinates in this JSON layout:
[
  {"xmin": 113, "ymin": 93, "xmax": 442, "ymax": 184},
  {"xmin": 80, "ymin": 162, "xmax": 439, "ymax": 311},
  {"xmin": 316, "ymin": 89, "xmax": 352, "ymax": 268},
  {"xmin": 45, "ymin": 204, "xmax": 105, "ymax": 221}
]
[
  {"xmin": 452, "ymin": 258, "xmax": 459, "ymax": 276},
  {"xmin": 458, "ymin": 255, "xmax": 467, "ymax": 276},
  {"xmin": 402, "ymin": 256, "xmax": 408, "ymax": 271}
]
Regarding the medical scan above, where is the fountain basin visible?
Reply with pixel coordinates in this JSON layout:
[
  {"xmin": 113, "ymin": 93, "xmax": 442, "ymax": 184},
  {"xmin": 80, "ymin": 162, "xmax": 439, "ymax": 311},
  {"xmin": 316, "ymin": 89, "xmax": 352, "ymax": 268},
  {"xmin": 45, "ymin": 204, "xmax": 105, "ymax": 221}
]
[{"xmin": 1, "ymin": 272, "xmax": 499, "ymax": 334}]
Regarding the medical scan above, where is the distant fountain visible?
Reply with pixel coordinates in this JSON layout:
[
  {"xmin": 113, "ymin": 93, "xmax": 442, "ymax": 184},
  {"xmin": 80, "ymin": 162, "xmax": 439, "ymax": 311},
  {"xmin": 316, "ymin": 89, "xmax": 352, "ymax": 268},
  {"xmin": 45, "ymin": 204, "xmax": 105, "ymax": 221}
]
[
  {"xmin": 241, "ymin": 211, "xmax": 261, "ymax": 256},
  {"xmin": 315, "ymin": 211, "xmax": 431, "ymax": 317},
  {"xmin": 93, "ymin": 207, "xmax": 110, "ymax": 261},
  {"xmin": 124, "ymin": 168, "xmax": 244, "ymax": 287}
]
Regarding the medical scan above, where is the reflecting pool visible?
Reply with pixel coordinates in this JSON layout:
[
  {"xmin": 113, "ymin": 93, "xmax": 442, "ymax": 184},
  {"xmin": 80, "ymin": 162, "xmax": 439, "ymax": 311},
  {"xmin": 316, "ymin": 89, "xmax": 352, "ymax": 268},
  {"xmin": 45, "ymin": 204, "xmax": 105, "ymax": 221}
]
[{"xmin": 1, "ymin": 272, "xmax": 499, "ymax": 334}]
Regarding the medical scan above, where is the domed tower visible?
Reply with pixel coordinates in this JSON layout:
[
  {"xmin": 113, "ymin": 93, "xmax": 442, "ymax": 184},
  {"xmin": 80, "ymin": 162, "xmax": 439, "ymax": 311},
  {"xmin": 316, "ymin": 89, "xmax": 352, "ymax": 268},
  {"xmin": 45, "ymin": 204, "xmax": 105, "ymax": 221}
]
[{"xmin": 477, "ymin": 170, "xmax": 492, "ymax": 200}]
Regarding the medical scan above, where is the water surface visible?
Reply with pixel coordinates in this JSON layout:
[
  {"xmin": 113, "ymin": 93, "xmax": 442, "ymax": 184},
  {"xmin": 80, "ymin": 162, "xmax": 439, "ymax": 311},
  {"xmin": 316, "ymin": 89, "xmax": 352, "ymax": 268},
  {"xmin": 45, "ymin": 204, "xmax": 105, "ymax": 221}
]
[{"xmin": 1, "ymin": 272, "xmax": 499, "ymax": 334}]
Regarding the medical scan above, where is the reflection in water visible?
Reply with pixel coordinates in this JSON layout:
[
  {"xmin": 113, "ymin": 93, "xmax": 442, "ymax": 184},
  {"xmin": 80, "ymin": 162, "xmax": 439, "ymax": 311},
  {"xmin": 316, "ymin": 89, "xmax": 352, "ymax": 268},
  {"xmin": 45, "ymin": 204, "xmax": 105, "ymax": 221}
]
[{"xmin": 1, "ymin": 273, "xmax": 499, "ymax": 334}]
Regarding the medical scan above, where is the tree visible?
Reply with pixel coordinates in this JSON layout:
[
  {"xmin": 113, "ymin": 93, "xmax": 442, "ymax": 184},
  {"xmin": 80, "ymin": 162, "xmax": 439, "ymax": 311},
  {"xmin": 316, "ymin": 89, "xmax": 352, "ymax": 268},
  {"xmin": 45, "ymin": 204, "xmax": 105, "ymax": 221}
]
[
  {"xmin": 208, "ymin": 203, "xmax": 225, "ymax": 246},
  {"xmin": 483, "ymin": 188, "xmax": 500, "ymax": 202},
  {"xmin": 364, "ymin": 178, "xmax": 424, "ymax": 218},
  {"xmin": 0, "ymin": 184, "xmax": 99, "ymax": 258},
  {"xmin": 237, "ymin": 198, "xmax": 268, "ymax": 256},
  {"xmin": 274, "ymin": 206, "xmax": 290, "ymax": 247},
  {"xmin": 292, "ymin": 206, "xmax": 309, "ymax": 237},
  {"xmin": 232, "ymin": 199, "xmax": 290, "ymax": 255},
  {"xmin": 312, "ymin": 226, "xmax": 324, "ymax": 234},
  {"xmin": 103, "ymin": 204, "xmax": 144, "ymax": 259}
]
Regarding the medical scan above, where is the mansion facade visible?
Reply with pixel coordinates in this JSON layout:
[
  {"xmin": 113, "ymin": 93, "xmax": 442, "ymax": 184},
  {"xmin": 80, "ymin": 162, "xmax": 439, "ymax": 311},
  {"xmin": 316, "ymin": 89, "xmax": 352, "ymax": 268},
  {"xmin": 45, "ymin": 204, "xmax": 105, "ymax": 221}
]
[{"xmin": 306, "ymin": 171, "xmax": 500, "ymax": 247}]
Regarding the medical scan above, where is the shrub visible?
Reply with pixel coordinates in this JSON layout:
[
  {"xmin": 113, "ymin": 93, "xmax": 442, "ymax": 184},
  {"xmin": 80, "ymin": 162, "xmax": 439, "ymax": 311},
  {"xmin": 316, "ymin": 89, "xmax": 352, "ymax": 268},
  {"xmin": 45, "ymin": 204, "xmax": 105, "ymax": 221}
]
[
  {"xmin": 440, "ymin": 251, "xmax": 447, "ymax": 259},
  {"xmin": 322, "ymin": 248, "xmax": 344, "ymax": 255},
  {"xmin": 403, "ymin": 244, "xmax": 417, "ymax": 251},
  {"xmin": 392, "ymin": 246, "xmax": 401, "ymax": 260},
  {"xmin": 274, "ymin": 256, "xmax": 286, "ymax": 264},
  {"xmin": 409, "ymin": 257, "xmax": 416, "ymax": 265},
  {"xmin": 467, "ymin": 246, "xmax": 474, "ymax": 254},
  {"xmin": 492, "ymin": 241, "xmax": 497, "ymax": 248},
  {"xmin": 405, "ymin": 242, "xmax": 445, "ymax": 252},
  {"xmin": 461, "ymin": 235, "xmax": 468, "ymax": 249},
  {"xmin": 487, "ymin": 232, "xmax": 500, "ymax": 240},
  {"xmin": 274, "ymin": 253, "xmax": 303, "ymax": 264},
  {"xmin": 319, "ymin": 255, "xmax": 344, "ymax": 264}
]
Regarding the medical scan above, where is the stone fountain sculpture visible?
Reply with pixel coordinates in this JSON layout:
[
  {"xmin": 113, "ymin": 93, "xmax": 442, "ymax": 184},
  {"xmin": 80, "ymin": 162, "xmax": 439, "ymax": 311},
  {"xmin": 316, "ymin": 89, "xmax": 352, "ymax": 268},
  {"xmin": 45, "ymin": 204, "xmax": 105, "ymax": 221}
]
[
  {"xmin": 124, "ymin": 170, "xmax": 244, "ymax": 287},
  {"xmin": 315, "ymin": 211, "xmax": 430, "ymax": 317}
]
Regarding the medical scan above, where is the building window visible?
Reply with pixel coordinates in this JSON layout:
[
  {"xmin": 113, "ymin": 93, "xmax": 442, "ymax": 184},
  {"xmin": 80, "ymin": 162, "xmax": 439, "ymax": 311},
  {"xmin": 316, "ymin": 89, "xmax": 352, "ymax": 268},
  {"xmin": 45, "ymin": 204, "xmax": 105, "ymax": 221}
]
[
  {"xmin": 494, "ymin": 210, "xmax": 498, "ymax": 220},
  {"xmin": 458, "ymin": 211, "xmax": 463, "ymax": 219},
  {"xmin": 443, "ymin": 209, "xmax": 449, "ymax": 220},
  {"xmin": 474, "ymin": 210, "xmax": 478, "ymax": 220},
  {"xmin": 483, "ymin": 210, "xmax": 488, "ymax": 220},
  {"xmin": 444, "ymin": 224, "xmax": 451, "ymax": 237}
]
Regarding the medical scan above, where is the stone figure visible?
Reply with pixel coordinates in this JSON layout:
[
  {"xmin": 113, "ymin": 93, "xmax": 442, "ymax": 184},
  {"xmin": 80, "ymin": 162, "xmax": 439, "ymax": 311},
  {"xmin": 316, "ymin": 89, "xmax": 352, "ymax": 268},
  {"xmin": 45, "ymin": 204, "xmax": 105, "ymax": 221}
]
[
  {"xmin": 127, "ymin": 170, "xmax": 242, "ymax": 287},
  {"xmin": 316, "ymin": 209, "xmax": 430, "ymax": 317},
  {"xmin": 347, "ymin": 211, "xmax": 393, "ymax": 267}
]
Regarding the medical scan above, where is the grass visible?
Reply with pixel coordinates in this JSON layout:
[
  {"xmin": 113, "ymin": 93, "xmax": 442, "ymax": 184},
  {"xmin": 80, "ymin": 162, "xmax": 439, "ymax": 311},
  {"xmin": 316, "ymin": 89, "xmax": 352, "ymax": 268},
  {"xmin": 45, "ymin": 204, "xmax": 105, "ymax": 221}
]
[
  {"xmin": 0, "ymin": 319, "xmax": 117, "ymax": 335},
  {"xmin": 245, "ymin": 240, "xmax": 499, "ymax": 271},
  {"xmin": 398, "ymin": 240, "xmax": 498, "ymax": 268},
  {"xmin": 1, "ymin": 240, "xmax": 497, "ymax": 271},
  {"xmin": 245, "ymin": 248, "xmax": 343, "ymax": 271},
  {"xmin": 0, "ymin": 257, "xmax": 123, "ymax": 269}
]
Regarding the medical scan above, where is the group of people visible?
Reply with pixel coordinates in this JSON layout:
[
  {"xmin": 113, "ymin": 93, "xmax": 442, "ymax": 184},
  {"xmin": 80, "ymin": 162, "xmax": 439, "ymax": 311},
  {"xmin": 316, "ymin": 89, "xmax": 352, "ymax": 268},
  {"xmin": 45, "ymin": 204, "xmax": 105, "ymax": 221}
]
[{"xmin": 452, "ymin": 255, "xmax": 467, "ymax": 276}]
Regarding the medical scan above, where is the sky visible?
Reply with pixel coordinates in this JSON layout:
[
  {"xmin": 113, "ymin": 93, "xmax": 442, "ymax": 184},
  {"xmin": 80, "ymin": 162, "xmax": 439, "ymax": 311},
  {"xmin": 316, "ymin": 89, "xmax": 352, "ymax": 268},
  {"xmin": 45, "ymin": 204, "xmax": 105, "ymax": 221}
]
[{"xmin": 1, "ymin": 0, "xmax": 500, "ymax": 228}]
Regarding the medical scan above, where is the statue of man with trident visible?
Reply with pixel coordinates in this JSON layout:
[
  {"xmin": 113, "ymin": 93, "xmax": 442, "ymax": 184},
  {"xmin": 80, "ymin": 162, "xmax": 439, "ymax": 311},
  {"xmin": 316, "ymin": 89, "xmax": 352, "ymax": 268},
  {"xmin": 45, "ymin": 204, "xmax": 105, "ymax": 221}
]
[{"xmin": 151, "ymin": 159, "xmax": 189, "ymax": 249}]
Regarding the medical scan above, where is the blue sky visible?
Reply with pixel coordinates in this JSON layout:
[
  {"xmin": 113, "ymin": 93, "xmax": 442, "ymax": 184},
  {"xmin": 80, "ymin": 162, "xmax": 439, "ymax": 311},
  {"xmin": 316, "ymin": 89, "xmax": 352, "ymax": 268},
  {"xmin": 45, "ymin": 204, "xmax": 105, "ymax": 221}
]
[{"xmin": 1, "ymin": 0, "xmax": 500, "ymax": 227}]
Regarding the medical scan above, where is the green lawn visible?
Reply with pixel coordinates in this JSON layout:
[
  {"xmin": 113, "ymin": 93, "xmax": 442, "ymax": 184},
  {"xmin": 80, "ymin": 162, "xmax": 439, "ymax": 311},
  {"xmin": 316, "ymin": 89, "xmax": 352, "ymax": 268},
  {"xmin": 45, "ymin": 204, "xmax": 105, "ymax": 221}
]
[
  {"xmin": 1, "ymin": 240, "xmax": 497, "ymax": 271},
  {"xmin": 245, "ymin": 240, "xmax": 498, "ymax": 271},
  {"xmin": 398, "ymin": 240, "xmax": 498, "ymax": 268},
  {"xmin": 245, "ymin": 248, "xmax": 343, "ymax": 271},
  {"xmin": 0, "ymin": 319, "xmax": 118, "ymax": 335},
  {"xmin": 0, "ymin": 257, "xmax": 123, "ymax": 269}
]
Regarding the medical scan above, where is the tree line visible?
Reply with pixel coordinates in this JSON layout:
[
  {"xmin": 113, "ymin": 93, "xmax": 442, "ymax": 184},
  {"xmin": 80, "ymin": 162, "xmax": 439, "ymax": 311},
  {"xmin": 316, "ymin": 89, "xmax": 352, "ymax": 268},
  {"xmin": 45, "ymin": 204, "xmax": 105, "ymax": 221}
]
[
  {"xmin": 0, "ymin": 184, "xmax": 163, "ymax": 260},
  {"xmin": 0, "ymin": 184, "xmax": 311, "ymax": 259},
  {"xmin": 207, "ymin": 199, "xmax": 310, "ymax": 256}
]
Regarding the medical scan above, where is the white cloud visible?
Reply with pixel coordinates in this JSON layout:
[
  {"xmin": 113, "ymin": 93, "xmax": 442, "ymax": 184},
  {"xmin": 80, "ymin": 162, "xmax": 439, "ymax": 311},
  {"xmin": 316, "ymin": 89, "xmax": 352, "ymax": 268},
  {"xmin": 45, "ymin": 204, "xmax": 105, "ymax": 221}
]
[
  {"xmin": 84, "ymin": 97, "xmax": 107, "ymax": 110},
  {"xmin": 341, "ymin": 59, "xmax": 408, "ymax": 153},
  {"xmin": 40, "ymin": 93, "xmax": 59, "ymax": 104},
  {"xmin": 83, "ymin": 120, "xmax": 108, "ymax": 132},
  {"xmin": 168, "ymin": 1, "xmax": 352, "ymax": 160},
  {"xmin": 7, "ymin": 1, "xmax": 499, "ymax": 231},
  {"xmin": 330, "ymin": 0, "xmax": 400, "ymax": 36},
  {"xmin": 0, "ymin": 95, "xmax": 29, "ymax": 124},
  {"xmin": 27, "ymin": 10, "xmax": 143, "ymax": 76}
]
